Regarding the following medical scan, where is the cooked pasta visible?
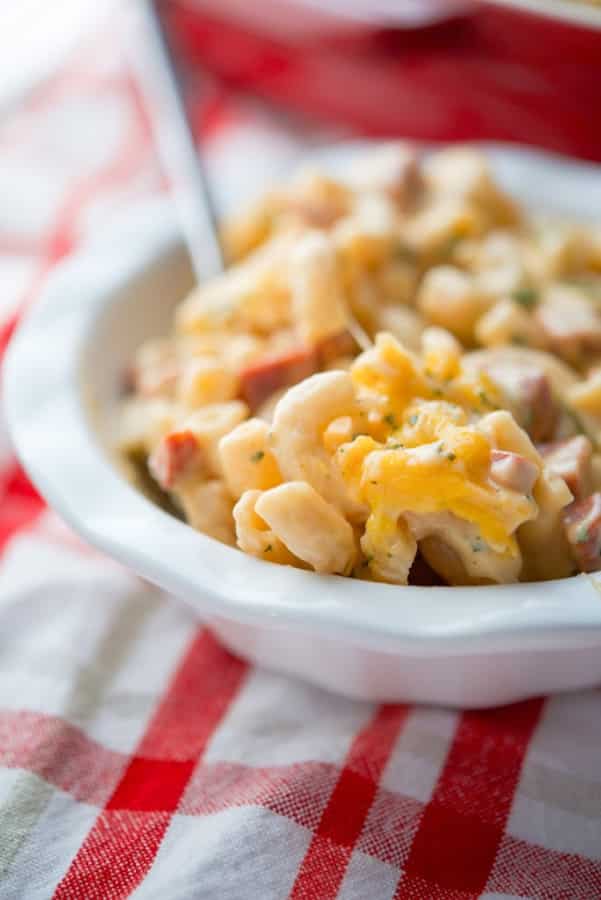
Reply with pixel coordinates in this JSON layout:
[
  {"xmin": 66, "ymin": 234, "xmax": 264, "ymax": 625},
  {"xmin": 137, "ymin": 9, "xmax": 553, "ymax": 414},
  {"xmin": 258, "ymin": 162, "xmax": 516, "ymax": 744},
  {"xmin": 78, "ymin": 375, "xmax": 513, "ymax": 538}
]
[{"xmin": 118, "ymin": 144, "xmax": 601, "ymax": 585}]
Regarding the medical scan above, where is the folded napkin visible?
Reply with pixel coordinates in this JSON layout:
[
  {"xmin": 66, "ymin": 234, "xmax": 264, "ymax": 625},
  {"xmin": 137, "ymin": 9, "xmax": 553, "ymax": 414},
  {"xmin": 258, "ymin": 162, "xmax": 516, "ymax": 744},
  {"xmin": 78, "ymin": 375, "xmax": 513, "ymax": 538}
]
[{"xmin": 1, "ymin": 25, "xmax": 600, "ymax": 900}]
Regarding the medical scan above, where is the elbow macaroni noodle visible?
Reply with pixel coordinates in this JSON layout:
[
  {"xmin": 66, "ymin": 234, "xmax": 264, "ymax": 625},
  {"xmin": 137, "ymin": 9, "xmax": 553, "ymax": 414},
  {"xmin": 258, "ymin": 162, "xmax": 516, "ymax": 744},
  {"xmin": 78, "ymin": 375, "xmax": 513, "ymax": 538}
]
[{"xmin": 118, "ymin": 144, "xmax": 601, "ymax": 585}]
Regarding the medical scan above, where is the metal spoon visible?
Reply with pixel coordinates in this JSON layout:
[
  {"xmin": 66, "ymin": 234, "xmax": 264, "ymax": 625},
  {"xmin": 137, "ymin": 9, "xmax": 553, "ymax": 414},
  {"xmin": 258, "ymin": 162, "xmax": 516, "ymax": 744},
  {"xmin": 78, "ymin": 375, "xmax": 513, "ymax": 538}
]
[
  {"xmin": 134, "ymin": 0, "xmax": 224, "ymax": 281},
  {"xmin": 132, "ymin": 1, "xmax": 371, "ymax": 350}
]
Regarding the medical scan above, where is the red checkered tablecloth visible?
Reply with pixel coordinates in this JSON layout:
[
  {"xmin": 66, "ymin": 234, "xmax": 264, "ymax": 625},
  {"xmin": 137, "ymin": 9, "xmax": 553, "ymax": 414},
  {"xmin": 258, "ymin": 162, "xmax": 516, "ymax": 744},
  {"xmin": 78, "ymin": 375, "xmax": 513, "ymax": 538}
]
[{"xmin": 1, "ymin": 22, "xmax": 601, "ymax": 900}]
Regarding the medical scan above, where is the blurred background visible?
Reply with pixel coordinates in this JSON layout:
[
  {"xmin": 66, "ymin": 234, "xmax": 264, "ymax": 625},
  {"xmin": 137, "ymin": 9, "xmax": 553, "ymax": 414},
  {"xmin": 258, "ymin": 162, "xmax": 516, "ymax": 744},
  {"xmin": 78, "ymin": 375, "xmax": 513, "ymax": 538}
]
[
  {"xmin": 1, "ymin": 0, "xmax": 599, "ymax": 338},
  {"xmin": 4, "ymin": 0, "xmax": 601, "ymax": 158},
  {"xmin": 161, "ymin": 0, "xmax": 601, "ymax": 160},
  {"xmin": 1, "ymin": 0, "xmax": 599, "ymax": 380}
]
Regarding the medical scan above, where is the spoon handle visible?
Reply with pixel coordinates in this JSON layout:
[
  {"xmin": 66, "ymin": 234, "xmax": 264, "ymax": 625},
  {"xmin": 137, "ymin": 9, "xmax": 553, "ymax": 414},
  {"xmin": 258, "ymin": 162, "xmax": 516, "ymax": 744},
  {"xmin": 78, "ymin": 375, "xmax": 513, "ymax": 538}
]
[{"xmin": 134, "ymin": 1, "xmax": 224, "ymax": 281}]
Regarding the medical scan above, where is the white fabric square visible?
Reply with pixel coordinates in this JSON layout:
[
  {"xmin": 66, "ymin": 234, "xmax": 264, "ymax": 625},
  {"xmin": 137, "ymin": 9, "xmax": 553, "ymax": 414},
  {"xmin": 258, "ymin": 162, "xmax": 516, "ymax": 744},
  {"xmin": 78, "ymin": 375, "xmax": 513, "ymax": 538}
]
[
  {"xmin": 0, "ymin": 769, "xmax": 25, "ymax": 808},
  {"xmin": 379, "ymin": 706, "xmax": 457, "ymax": 802},
  {"xmin": 504, "ymin": 690, "xmax": 601, "ymax": 859},
  {"xmin": 507, "ymin": 792, "xmax": 601, "ymax": 861},
  {"xmin": 337, "ymin": 850, "xmax": 400, "ymax": 900},
  {"xmin": 34, "ymin": 94, "xmax": 131, "ymax": 174},
  {"xmin": 0, "ymin": 784, "xmax": 98, "ymax": 899},
  {"xmin": 0, "ymin": 534, "xmax": 190, "ymax": 753},
  {"xmin": 0, "ymin": 257, "xmax": 36, "ymax": 322},
  {"xmin": 203, "ymin": 667, "xmax": 373, "ymax": 767},
  {"xmin": 106, "ymin": 589, "xmax": 197, "ymax": 700},
  {"xmin": 0, "ymin": 163, "xmax": 69, "ymax": 238},
  {"xmin": 525, "ymin": 692, "xmax": 601, "ymax": 781},
  {"xmin": 1, "ymin": 530, "xmax": 132, "ymax": 600},
  {"xmin": 134, "ymin": 807, "xmax": 312, "ymax": 900}
]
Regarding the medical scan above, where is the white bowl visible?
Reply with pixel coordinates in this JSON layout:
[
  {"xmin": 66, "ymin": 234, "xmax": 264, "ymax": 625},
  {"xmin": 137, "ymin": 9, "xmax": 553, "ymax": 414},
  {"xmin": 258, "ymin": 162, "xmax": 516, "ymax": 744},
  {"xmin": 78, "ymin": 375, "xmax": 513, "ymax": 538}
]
[{"xmin": 5, "ymin": 143, "xmax": 601, "ymax": 708}]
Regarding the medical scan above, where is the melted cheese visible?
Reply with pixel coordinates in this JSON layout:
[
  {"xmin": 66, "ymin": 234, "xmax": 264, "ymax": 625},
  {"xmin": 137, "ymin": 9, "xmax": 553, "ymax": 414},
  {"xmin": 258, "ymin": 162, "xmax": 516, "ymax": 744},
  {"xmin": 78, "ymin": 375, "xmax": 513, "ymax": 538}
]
[
  {"xmin": 351, "ymin": 333, "xmax": 426, "ymax": 418},
  {"xmin": 338, "ymin": 335, "xmax": 538, "ymax": 560},
  {"xmin": 366, "ymin": 448, "xmax": 528, "ymax": 552}
]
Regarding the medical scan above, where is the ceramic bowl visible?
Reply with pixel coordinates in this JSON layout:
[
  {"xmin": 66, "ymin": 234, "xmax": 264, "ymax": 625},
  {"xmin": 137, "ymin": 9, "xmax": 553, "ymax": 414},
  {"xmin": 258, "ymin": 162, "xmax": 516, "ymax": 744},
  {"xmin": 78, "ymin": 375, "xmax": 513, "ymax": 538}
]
[{"xmin": 5, "ymin": 143, "xmax": 601, "ymax": 707}]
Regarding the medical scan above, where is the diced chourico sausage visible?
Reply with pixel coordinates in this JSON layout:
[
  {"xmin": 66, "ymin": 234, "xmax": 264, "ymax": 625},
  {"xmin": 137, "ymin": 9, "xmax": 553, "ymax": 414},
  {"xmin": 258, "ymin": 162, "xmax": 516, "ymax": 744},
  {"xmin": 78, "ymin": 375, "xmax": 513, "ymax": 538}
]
[
  {"xmin": 539, "ymin": 436, "xmax": 592, "ymax": 502},
  {"xmin": 239, "ymin": 346, "xmax": 318, "ymax": 411},
  {"xmin": 315, "ymin": 330, "xmax": 357, "ymax": 367},
  {"xmin": 148, "ymin": 430, "xmax": 203, "ymax": 490},
  {"xmin": 536, "ymin": 286, "xmax": 601, "ymax": 364},
  {"xmin": 563, "ymin": 493, "xmax": 601, "ymax": 573},
  {"xmin": 489, "ymin": 450, "xmax": 538, "ymax": 495},
  {"xmin": 519, "ymin": 373, "xmax": 558, "ymax": 443},
  {"xmin": 464, "ymin": 351, "xmax": 559, "ymax": 442}
]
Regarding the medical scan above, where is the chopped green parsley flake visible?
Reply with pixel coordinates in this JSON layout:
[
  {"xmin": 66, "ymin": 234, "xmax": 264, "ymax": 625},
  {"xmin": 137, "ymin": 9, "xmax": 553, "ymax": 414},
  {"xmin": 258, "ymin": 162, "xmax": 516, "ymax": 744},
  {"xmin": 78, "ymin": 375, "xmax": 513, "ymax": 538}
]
[
  {"xmin": 395, "ymin": 243, "xmax": 417, "ymax": 263},
  {"xmin": 478, "ymin": 389, "xmax": 494, "ymax": 408},
  {"xmin": 383, "ymin": 413, "xmax": 398, "ymax": 428},
  {"xmin": 408, "ymin": 414, "xmax": 419, "ymax": 426},
  {"xmin": 511, "ymin": 287, "xmax": 538, "ymax": 309},
  {"xmin": 562, "ymin": 405, "xmax": 598, "ymax": 450},
  {"xmin": 250, "ymin": 450, "xmax": 265, "ymax": 463},
  {"xmin": 522, "ymin": 408, "xmax": 534, "ymax": 431},
  {"xmin": 442, "ymin": 233, "xmax": 462, "ymax": 256},
  {"xmin": 446, "ymin": 452, "xmax": 456, "ymax": 461},
  {"xmin": 576, "ymin": 524, "xmax": 589, "ymax": 544},
  {"xmin": 471, "ymin": 536, "xmax": 486, "ymax": 553}
]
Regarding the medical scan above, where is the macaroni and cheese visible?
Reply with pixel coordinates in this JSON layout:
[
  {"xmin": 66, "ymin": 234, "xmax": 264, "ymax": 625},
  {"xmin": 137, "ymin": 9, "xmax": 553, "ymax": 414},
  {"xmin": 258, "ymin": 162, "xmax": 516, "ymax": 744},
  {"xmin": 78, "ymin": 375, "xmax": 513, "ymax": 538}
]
[{"xmin": 118, "ymin": 145, "xmax": 601, "ymax": 585}]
